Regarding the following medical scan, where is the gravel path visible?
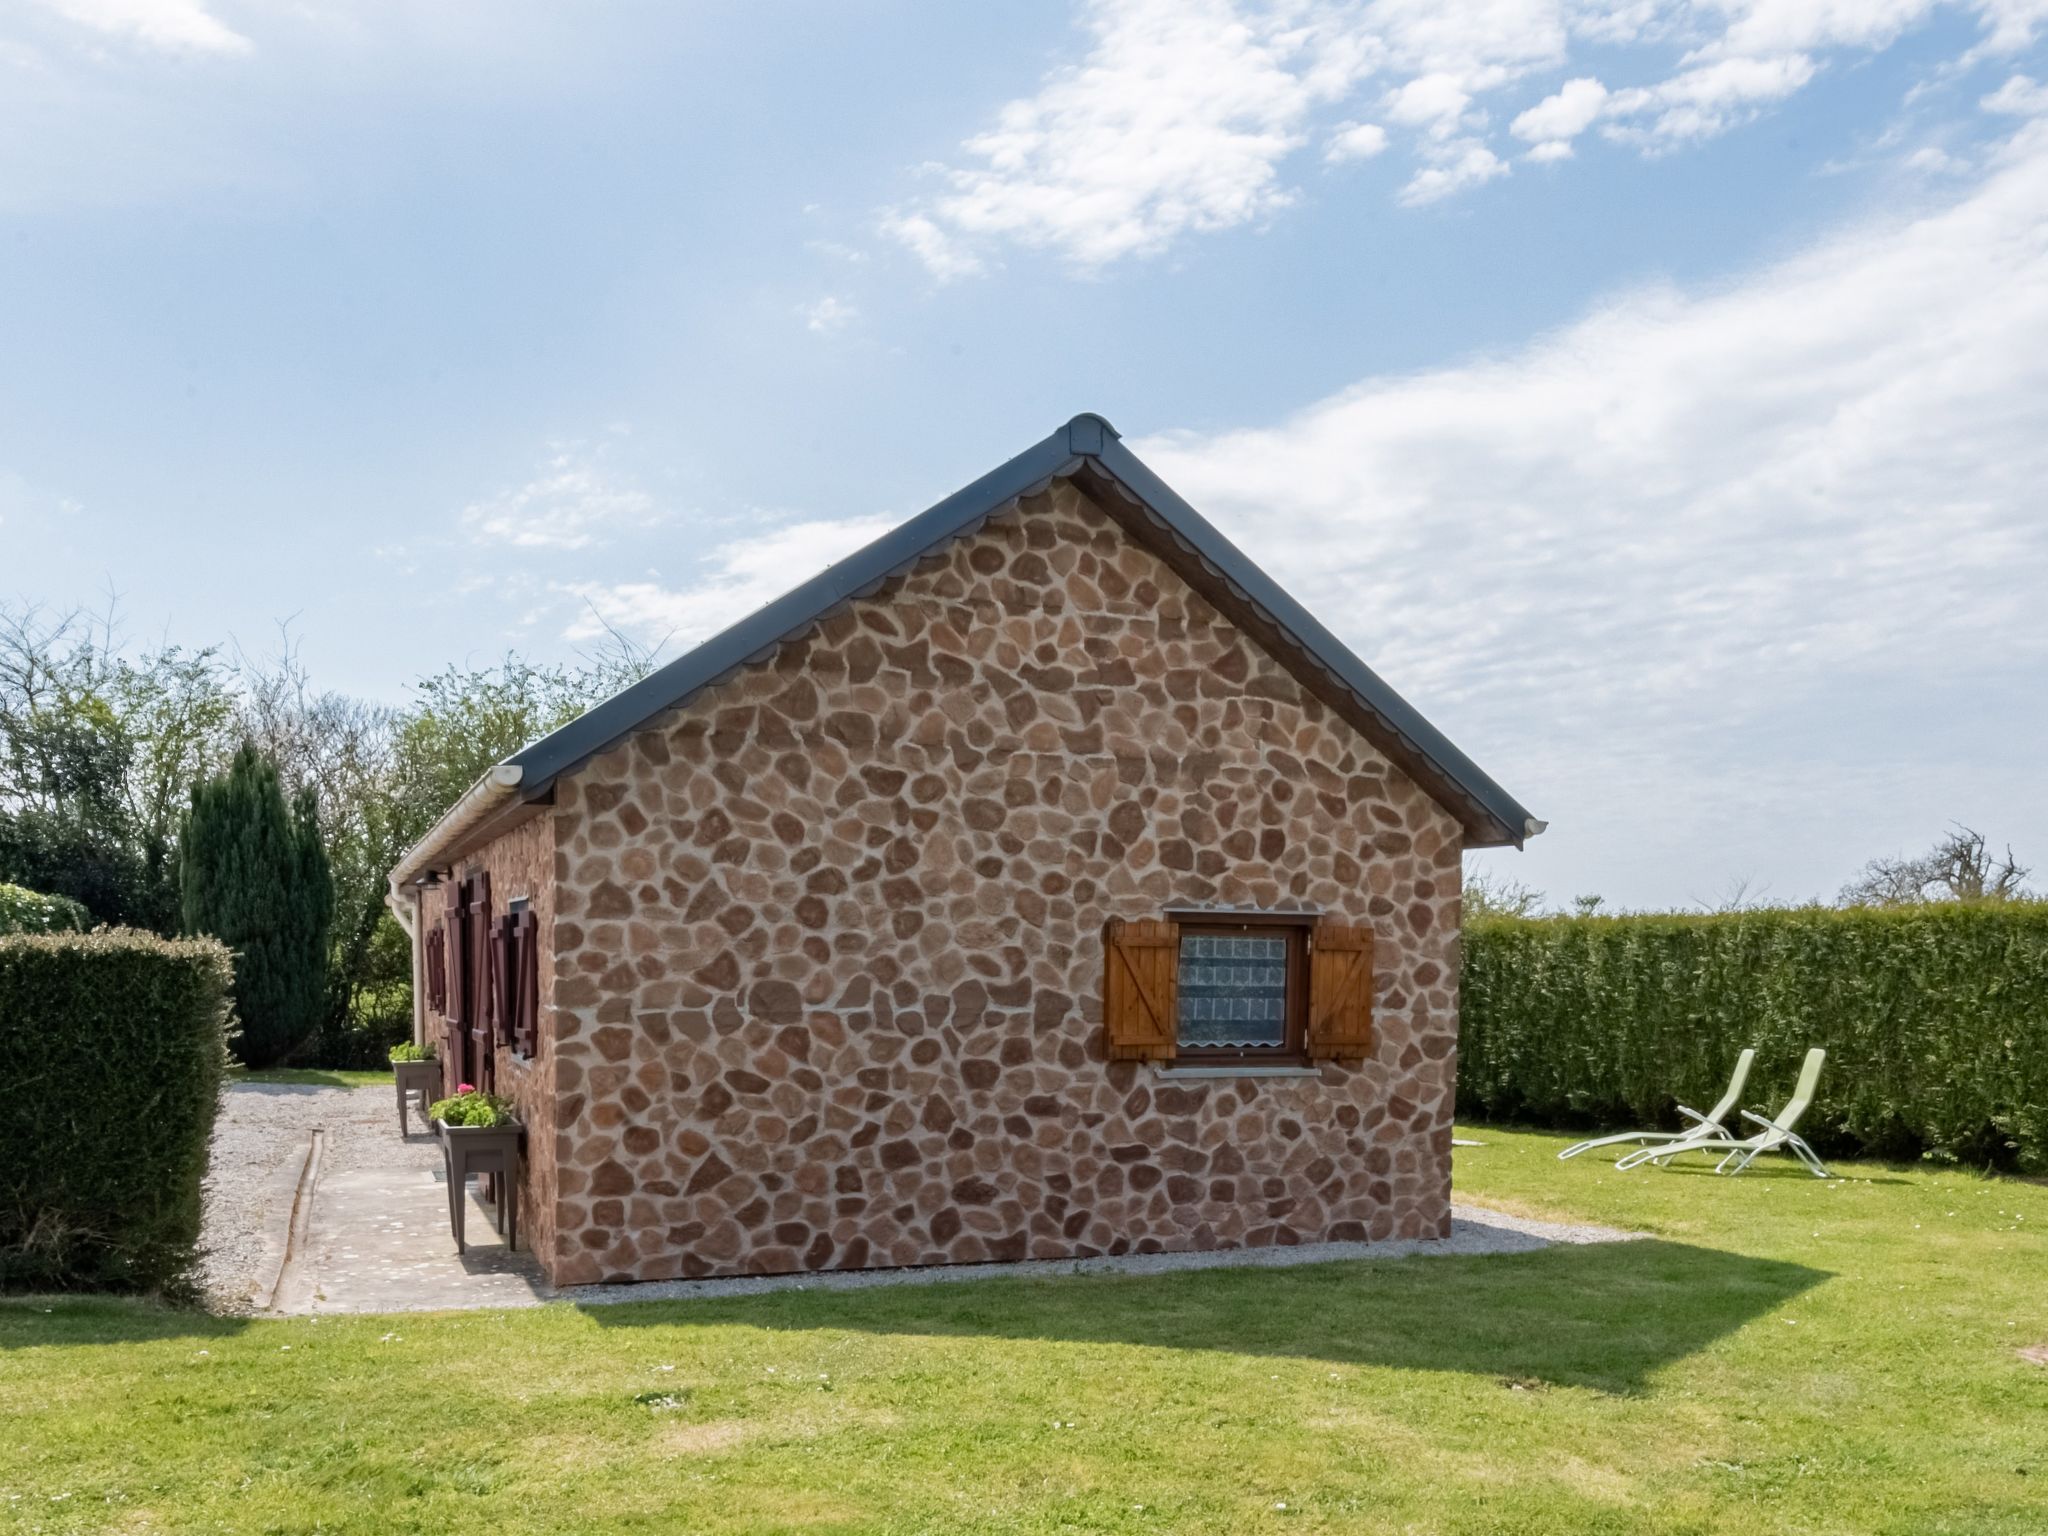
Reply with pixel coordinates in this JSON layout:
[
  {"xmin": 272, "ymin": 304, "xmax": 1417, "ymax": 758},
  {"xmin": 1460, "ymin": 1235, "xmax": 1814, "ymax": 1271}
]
[{"xmin": 198, "ymin": 1080, "xmax": 435, "ymax": 1311}]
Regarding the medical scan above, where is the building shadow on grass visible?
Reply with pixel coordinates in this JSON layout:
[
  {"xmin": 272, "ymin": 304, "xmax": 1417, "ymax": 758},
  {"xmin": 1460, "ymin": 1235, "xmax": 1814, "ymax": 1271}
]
[{"xmin": 578, "ymin": 1237, "xmax": 1826, "ymax": 1395}]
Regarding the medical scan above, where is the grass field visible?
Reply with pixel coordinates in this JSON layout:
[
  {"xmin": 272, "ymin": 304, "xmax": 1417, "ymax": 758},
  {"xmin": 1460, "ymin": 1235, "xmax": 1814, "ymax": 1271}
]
[
  {"xmin": 2, "ymin": 1127, "xmax": 2043, "ymax": 1534},
  {"xmin": 229, "ymin": 1066, "xmax": 393, "ymax": 1089}
]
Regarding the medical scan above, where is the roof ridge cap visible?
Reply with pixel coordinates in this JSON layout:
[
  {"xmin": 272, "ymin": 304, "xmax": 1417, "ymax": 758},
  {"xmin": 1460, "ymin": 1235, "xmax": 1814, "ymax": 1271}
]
[{"xmin": 1064, "ymin": 414, "xmax": 1120, "ymax": 454}]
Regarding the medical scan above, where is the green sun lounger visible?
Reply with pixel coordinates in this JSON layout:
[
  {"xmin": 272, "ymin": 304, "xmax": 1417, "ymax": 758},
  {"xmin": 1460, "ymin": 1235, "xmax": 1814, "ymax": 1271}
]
[
  {"xmin": 1618, "ymin": 1047, "xmax": 1830, "ymax": 1178},
  {"xmin": 1558, "ymin": 1047, "xmax": 1756, "ymax": 1162}
]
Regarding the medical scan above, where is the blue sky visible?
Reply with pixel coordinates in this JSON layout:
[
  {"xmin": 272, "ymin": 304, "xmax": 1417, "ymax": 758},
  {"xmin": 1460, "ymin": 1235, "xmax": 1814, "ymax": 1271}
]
[{"xmin": 6, "ymin": 0, "xmax": 2047, "ymax": 910}]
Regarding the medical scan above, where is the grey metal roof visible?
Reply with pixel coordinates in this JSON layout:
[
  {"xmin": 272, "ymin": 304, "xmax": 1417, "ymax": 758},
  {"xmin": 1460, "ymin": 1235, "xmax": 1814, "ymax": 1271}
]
[{"xmin": 502, "ymin": 413, "xmax": 1538, "ymax": 848}]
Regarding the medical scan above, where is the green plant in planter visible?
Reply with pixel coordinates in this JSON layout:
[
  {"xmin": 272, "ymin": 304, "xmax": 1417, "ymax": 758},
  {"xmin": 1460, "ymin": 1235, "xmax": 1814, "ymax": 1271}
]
[
  {"xmin": 388, "ymin": 1042, "xmax": 434, "ymax": 1064},
  {"xmin": 427, "ymin": 1087, "xmax": 517, "ymax": 1128}
]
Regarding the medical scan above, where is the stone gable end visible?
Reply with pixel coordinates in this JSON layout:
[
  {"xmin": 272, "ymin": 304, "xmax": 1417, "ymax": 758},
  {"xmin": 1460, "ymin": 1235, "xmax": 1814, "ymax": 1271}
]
[{"xmin": 541, "ymin": 480, "xmax": 1463, "ymax": 1284}]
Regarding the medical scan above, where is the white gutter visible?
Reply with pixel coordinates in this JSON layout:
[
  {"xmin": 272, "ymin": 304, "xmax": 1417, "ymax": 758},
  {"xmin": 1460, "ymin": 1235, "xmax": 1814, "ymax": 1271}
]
[{"xmin": 387, "ymin": 763, "xmax": 525, "ymax": 893}]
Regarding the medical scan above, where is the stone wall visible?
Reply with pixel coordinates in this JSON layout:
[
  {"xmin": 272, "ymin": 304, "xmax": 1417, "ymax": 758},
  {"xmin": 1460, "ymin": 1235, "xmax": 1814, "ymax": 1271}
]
[
  {"xmin": 417, "ymin": 812, "xmax": 560, "ymax": 1267},
  {"xmin": 543, "ymin": 481, "xmax": 1464, "ymax": 1285}
]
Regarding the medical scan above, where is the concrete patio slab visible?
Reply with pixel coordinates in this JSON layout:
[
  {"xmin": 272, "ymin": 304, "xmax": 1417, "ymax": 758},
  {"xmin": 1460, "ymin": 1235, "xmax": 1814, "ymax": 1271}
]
[{"xmin": 269, "ymin": 1155, "xmax": 550, "ymax": 1314}]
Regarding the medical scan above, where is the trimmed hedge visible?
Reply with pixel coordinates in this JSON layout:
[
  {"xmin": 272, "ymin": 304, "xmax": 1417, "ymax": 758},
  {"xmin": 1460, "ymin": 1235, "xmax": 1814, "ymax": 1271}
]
[
  {"xmin": 0, "ymin": 929, "xmax": 234, "ymax": 1292},
  {"xmin": 1460, "ymin": 904, "xmax": 2048, "ymax": 1170},
  {"xmin": 0, "ymin": 882, "xmax": 91, "ymax": 936}
]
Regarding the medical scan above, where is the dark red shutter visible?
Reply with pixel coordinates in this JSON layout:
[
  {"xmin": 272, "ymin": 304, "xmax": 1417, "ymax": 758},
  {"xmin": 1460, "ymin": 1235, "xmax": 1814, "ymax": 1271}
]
[
  {"xmin": 442, "ymin": 888, "xmax": 465, "ymax": 1026},
  {"xmin": 514, "ymin": 909, "xmax": 539, "ymax": 1056},
  {"xmin": 490, "ymin": 914, "xmax": 515, "ymax": 1046},
  {"xmin": 469, "ymin": 874, "xmax": 493, "ymax": 1089},
  {"xmin": 423, "ymin": 925, "xmax": 443, "ymax": 1014}
]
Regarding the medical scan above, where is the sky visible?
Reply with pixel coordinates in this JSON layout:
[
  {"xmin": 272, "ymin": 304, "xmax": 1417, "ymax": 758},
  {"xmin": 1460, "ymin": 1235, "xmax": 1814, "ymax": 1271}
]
[{"xmin": 5, "ymin": 0, "xmax": 2047, "ymax": 912}]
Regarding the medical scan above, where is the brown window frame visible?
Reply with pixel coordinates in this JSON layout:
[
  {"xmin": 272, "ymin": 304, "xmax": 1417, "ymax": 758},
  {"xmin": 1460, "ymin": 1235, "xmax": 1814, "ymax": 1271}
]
[{"xmin": 1166, "ymin": 910, "xmax": 1313, "ymax": 1066}]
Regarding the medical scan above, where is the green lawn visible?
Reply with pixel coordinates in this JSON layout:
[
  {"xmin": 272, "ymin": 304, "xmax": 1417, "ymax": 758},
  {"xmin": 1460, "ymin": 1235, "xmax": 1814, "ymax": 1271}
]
[
  {"xmin": 230, "ymin": 1066, "xmax": 392, "ymax": 1089},
  {"xmin": 3, "ymin": 1127, "xmax": 2043, "ymax": 1534}
]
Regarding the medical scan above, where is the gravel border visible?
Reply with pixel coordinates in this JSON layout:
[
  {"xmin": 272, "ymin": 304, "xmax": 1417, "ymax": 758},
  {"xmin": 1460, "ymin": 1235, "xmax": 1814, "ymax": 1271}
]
[{"xmin": 554, "ymin": 1202, "xmax": 1641, "ymax": 1309}]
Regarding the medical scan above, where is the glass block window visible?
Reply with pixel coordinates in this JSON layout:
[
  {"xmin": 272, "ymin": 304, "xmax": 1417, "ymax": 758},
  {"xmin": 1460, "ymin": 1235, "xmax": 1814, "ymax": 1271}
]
[{"xmin": 1176, "ymin": 931, "xmax": 1290, "ymax": 1050}]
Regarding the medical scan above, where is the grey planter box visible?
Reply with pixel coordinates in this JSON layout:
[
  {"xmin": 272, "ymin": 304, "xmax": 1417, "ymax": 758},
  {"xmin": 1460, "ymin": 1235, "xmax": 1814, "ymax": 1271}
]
[
  {"xmin": 393, "ymin": 1059, "xmax": 441, "ymax": 1135},
  {"xmin": 435, "ymin": 1120, "xmax": 524, "ymax": 1255}
]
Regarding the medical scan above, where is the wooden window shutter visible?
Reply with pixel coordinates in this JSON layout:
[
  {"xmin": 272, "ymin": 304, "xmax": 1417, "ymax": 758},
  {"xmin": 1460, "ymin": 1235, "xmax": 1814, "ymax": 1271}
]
[
  {"xmin": 1307, "ymin": 922, "xmax": 1376, "ymax": 1061},
  {"xmin": 469, "ymin": 873, "xmax": 493, "ymax": 1038},
  {"xmin": 489, "ymin": 914, "xmax": 513, "ymax": 1045},
  {"xmin": 424, "ymin": 925, "xmax": 445, "ymax": 1014},
  {"xmin": 1102, "ymin": 917, "xmax": 1180, "ymax": 1061},
  {"xmin": 514, "ymin": 909, "xmax": 539, "ymax": 1057},
  {"xmin": 442, "ymin": 890, "xmax": 466, "ymax": 1026}
]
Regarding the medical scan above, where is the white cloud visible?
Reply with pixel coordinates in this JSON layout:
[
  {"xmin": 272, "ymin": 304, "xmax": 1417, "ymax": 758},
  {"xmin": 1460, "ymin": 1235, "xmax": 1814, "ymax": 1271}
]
[
  {"xmin": 883, "ymin": 0, "xmax": 1335, "ymax": 275},
  {"xmin": 1383, "ymin": 71, "xmax": 1475, "ymax": 135},
  {"xmin": 884, "ymin": 0, "xmax": 2041, "ymax": 269},
  {"xmin": 1705, "ymin": 0, "xmax": 1939, "ymax": 58},
  {"xmin": 26, "ymin": 0, "xmax": 249, "ymax": 54},
  {"xmin": 1970, "ymin": 0, "xmax": 2048, "ymax": 56},
  {"xmin": 1136, "ymin": 121, "xmax": 2048, "ymax": 905},
  {"xmin": 1399, "ymin": 139, "xmax": 1509, "ymax": 203},
  {"xmin": 1511, "ymin": 75, "xmax": 1609, "ymax": 153},
  {"xmin": 462, "ymin": 444, "xmax": 663, "ymax": 552},
  {"xmin": 876, "ymin": 211, "xmax": 984, "ymax": 281},
  {"xmin": 1324, "ymin": 120, "xmax": 1390, "ymax": 162},
  {"xmin": 802, "ymin": 295, "xmax": 858, "ymax": 334},
  {"xmin": 1605, "ymin": 52, "xmax": 1819, "ymax": 144},
  {"xmin": 1905, "ymin": 143, "xmax": 1968, "ymax": 172},
  {"xmin": 1982, "ymin": 72, "xmax": 2048, "ymax": 113},
  {"xmin": 560, "ymin": 516, "xmax": 897, "ymax": 647}
]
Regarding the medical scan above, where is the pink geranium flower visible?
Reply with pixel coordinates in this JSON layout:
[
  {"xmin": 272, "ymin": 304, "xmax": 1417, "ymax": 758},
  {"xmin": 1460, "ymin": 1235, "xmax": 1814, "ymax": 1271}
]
[{"xmin": 457, "ymin": 1082, "xmax": 476, "ymax": 1094}]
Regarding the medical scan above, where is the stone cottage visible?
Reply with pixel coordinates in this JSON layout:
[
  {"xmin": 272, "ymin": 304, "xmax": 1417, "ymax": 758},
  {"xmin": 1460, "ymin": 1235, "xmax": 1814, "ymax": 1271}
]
[{"xmin": 387, "ymin": 414, "xmax": 1541, "ymax": 1286}]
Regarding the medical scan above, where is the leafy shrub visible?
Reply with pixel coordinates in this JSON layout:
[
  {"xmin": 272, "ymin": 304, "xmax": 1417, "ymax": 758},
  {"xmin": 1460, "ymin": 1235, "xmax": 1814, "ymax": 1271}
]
[
  {"xmin": 315, "ymin": 911, "xmax": 414, "ymax": 1069},
  {"xmin": 0, "ymin": 883, "xmax": 91, "ymax": 936},
  {"xmin": 0, "ymin": 928, "xmax": 233, "ymax": 1291},
  {"xmin": 1460, "ymin": 904, "xmax": 2048, "ymax": 1170},
  {"xmin": 389, "ymin": 1041, "xmax": 434, "ymax": 1063},
  {"xmin": 428, "ymin": 1088, "xmax": 516, "ymax": 1128}
]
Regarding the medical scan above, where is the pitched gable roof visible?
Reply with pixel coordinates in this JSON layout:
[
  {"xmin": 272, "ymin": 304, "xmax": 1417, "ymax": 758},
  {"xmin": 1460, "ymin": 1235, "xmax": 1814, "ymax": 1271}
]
[{"xmin": 392, "ymin": 415, "xmax": 1539, "ymax": 888}]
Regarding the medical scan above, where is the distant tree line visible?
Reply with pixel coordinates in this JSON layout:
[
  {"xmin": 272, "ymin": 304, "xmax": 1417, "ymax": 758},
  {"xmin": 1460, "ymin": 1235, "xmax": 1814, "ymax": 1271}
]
[
  {"xmin": 1466, "ymin": 824, "xmax": 2036, "ymax": 922},
  {"xmin": 0, "ymin": 600, "xmax": 650, "ymax": 1065}
]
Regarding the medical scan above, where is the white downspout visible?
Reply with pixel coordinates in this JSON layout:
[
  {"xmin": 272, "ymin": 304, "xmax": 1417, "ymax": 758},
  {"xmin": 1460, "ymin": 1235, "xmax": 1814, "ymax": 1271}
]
[{"xmin": 385, "ymin": 882, "xmax": 423, "ymax": 1050}]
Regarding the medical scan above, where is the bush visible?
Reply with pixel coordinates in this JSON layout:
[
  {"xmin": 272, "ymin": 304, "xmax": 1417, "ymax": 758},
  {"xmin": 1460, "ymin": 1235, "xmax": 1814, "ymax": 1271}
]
[
  {"xmin": 1460, "ymin": 904, "xmax": 2048, "ymax": 1170},
  {"xmin": 389, "ymin": 1041, "xmax": 433, "ymax": 1063},
  {"xmin": 0, "ymin": 929, "xmax": 233, "ymax": 1291},
  {"xmin": 0, "ymin": 882, "xmax": 91, "ymax": 936},
  {"xmin": 317, "ymin": 911, "xmax": 414, "ymax": 1069}
]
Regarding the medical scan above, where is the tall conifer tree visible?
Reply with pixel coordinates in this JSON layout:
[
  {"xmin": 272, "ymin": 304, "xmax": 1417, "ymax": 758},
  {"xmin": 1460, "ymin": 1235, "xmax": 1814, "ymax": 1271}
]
[{"xmin": 180, "ymin": 743, "xmax": 332, "ymax": 1065}]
